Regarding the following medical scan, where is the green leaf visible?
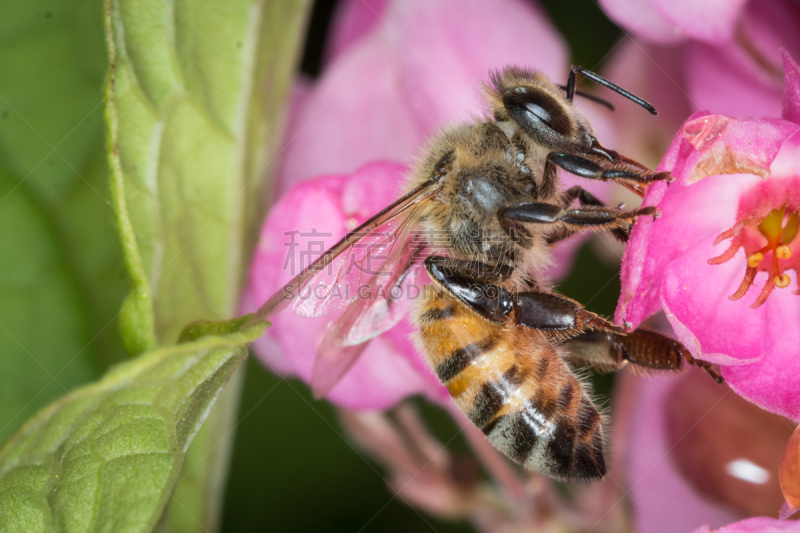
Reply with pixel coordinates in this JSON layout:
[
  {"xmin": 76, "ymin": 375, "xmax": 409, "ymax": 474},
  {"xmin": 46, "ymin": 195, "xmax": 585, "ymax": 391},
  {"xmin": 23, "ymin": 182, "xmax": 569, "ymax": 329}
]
[
  {"xmin": 105, "ymin": 0, "xmax": 310, "ymax": 349},
  {"xmin": 0, "ymin": 320, "xmax": 267, "ymax": 533},
  {"xmin": 104, "ymin": 0, "xmax": 310, "ymax": 530},
  {"xmin": 0, "ymin": 1, "xmax": 128, "ymax": 445}
]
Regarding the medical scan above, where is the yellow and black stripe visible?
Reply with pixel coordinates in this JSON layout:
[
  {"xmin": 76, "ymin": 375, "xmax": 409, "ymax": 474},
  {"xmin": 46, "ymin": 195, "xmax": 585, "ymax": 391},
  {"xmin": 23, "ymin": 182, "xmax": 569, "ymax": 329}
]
[{"xmin": 415, "ymin": 287, "xmax": 606, "ymax": 480}]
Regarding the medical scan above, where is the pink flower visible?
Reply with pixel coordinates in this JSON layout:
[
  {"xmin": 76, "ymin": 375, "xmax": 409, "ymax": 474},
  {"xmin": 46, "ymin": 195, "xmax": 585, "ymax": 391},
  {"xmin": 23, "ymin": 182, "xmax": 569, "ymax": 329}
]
[
  {"xmin": 598, "ymin": 0, "xmax": 800, "ymax": 119},
  {"xmin": 781, "ymin": 424, "xmax": 800, "ymax": 519},
  {"xmin": 614, "ymin": 369, "xmax": 793, "ymax": 533},
  {"xmin": 616, "ymin": 51, "xmax": 800, "ymax": 420},
  {"xmin": 695, "ymin": 519, "xmax": 800, "ymax": 532},
  {"xmin": 599, "ymin": 40, "xmax": 693, "ymax": 170},
  {"xmin": 598, "ymin": 0, "xmax": 749, "ymax": 45}
]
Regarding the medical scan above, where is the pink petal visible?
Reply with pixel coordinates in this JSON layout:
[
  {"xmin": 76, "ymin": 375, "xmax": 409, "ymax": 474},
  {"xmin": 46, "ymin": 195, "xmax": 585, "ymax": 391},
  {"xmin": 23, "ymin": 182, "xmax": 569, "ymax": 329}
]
[
  {"xmin": 722, "ymin": 287, "xmax": 800, "ymax": 420},
  {"xmin": 597, "ymin": 0, "xmax": 684, "ymax": 44},
  {"xmin": 662, "ymin": 234, "xmax": 767, "ymax": 365},
  {"xmin": 617, "ymin": 109, "xmax": 795, "ymax": 327},
  {"xmin": 386, "ymin": 0, "xmax": 567, "ymax": 134},
  {"xmin": 770, "ymin": 129, "xmax": 800, "ymax": 179},
  {"xmin": 686, "ymin": 42, "xmax": 783, "ymax": 118},
  {"xmin": 618, "ymin": 171, "xmax": 760, "ymax": 328},
  {"xmin": 325, "ymin": 0, "xmax": 391, "ymax": 62},
  {"xmin": 616, "ymin": 111, "xmax": 711, "ymax": 326},
  {"xmin": 658, "ymin": 111, "xmax": 712, "ymax": 186},
  {"xmin": 326, "ymin": 319, "xmax": 440, "ymax": 410},
  {"xmin": 781, "ymin": 502, "xmax": 800, "ymax": 521},
  {"xmin": 248, "ymin": 179, "xmax": 347, "ymax": 373},
  {"xmin": 600, "ymin": 39, "xmax": 693, "ymax": 169},
  {"xmin": 626, "ymin": 375, "xmax": 738, "ymax": 533},
  {"xmin": 339, "ymin": 159, "xmax": 410, "ymax": 217},
  {"xmin": 249, "ymin": 179, "xmax": 348, "ymax": 317},
  {"xmin": 619, "ymin": 367, "xmax": 793, "ymax": 533},
  {"xmin": 679, "ymin": 116, "xmax": 798, "ymax": 183},
  {"xmin": 600, "ymin": 0, "xmax": 752, "ymax": 44},
  {"xmin": 741, "ymin": 0, "xmax": 800, "ymax": 85},
  {"xmin": 654, "ymin": 0, "xmax": 747, "ymax": 44},
  {"xmin": 783, "ymin": 50, "xmax": 800, "ymax": 125},
  {"xmin": 694, "ymin": 517, "xmax": 800, "ymax": 532},
  {"xmin": 276, "ymin": 35, "xmax": 422, "ymax": 195},
  {"xmin": 686, "ymin": 0, "xmax": 800, "ymax": 119}
]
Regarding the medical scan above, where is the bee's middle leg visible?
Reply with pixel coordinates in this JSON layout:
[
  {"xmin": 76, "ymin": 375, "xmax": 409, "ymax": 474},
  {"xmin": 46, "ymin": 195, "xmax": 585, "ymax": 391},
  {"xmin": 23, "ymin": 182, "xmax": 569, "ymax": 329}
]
[
  {"xmin": 552, "ymin": 185, "xmax": 632, "ymax": 243},
  {"xmin": 499, "ymin": 200, "xmax": 657, "ymax": 246},
  {"xmin": 562, "ymin": 185, "xmax": 604, "ymax": 206}
]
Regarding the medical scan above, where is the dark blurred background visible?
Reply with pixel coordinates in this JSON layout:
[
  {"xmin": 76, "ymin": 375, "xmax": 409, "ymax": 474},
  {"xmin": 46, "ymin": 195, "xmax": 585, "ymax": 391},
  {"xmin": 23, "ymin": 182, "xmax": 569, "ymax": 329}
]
[{"xmin": 221, "ymin": 1, "xmax": 622, "ymax": 530}]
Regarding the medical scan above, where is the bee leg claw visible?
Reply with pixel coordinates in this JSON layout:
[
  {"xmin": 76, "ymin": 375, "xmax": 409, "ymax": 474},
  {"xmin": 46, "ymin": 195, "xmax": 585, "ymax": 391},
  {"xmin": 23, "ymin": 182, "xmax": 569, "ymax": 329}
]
[
  {"xmin": 630, "ymin": 205, "xmax": 660, "ymax": 221},
  {"xmin": 652, "ymin": 171, "xmax": 673, "ymax": 182}
]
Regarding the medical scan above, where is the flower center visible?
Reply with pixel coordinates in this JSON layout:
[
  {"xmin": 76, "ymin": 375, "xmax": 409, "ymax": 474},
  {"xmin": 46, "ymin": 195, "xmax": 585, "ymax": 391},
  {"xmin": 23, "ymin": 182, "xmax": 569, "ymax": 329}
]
[{"xmin": 709, "ymin": 206, "xmax": 800, "ymax": 308}]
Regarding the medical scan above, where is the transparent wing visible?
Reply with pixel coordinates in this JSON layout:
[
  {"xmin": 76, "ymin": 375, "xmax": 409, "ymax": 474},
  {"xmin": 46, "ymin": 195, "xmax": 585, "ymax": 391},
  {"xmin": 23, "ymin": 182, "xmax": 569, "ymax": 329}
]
[
  {"xmin": 309, "ymin": 231, "xmax": 428, "ymax": 398},
  {"xmin": 255, "ymin": 179, "xmax": 439, "ymax": 322},
  {"xmin": 254, "ymin": 179, "xmax": 436, "ymax": 397},
  {"xmin": 253, "ymin": 179, "xmax": 439, "ymax": 398},
  {"xmin": 290, "ymin": 209, "xmax": 421, "ymax": 318}
]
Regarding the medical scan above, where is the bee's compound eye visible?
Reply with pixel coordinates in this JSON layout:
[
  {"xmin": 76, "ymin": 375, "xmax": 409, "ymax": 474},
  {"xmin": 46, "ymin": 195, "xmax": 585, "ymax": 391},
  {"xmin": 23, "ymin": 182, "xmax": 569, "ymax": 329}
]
[{"xmin": 503, "ymin": 89, "xmax": 574, "ymax": 139}]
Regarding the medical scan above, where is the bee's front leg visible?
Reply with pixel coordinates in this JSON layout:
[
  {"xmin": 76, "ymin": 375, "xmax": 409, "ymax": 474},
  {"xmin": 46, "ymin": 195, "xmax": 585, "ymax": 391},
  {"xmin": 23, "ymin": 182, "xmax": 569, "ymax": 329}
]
[{"xmin": 545, "ymin": 151, "xmax": 671, "ymax": 185}]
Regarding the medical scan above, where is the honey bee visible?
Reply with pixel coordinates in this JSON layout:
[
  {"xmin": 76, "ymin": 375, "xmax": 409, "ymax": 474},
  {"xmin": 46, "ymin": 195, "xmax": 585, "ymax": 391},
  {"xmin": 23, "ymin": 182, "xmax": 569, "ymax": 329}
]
[{"xmin": 258, "ymin": 66, "xmax": 723, "ymax": 481}]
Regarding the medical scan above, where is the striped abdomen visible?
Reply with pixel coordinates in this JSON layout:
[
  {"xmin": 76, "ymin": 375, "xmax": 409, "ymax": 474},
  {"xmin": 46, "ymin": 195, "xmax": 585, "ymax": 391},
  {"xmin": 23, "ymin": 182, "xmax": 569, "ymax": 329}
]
[{"xmin": 414, "ymin": 288, "xmax": 606, "ymax": 480}]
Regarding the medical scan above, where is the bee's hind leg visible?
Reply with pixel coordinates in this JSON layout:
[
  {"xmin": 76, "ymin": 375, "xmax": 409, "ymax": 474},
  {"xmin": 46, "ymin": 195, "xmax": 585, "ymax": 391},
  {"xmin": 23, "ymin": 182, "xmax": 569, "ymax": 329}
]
[
  {"xmin": 563, "ymin": 329, "xmax": 725, "ymax": 383},
  {"xmin": 426, "ymin": 255, "xmax": 624, "ymax": 337},
  {"xmin": 512, "ymin": 290, "xmax": 625, "ymax": 338}
]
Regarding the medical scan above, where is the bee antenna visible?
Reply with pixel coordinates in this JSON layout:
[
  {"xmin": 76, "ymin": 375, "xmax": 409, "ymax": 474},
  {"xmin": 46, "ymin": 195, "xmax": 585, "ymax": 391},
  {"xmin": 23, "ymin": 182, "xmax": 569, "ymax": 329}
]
[
  {"xmin": 557, "ymin": 85, "xmax": 615, "ymax": 111},
  {"xmin": 565, "ymin": 66, "xmax": 658, "ymax": 115}
]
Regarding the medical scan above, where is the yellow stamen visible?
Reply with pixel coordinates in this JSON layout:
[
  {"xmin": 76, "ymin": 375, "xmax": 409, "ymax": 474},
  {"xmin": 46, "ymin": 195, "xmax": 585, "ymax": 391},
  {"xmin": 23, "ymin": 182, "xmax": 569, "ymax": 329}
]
[
  {"xmin": 775, "ymin": 273, "xmax": 791, "ymax": 288},
  {"xmin": 718, "ymin": 206, "xmax": 800, "ymax": 306},
  {"xmin": 747, "ymin": 252, "xmax": 764, "ymax": 268}
]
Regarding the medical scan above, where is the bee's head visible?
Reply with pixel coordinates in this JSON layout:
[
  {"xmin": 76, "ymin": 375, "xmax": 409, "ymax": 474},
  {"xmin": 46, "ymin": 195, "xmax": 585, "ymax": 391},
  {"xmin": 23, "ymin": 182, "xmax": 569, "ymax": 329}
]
[{"xmin": 486, "ymin": 67, "xmax": 596, "ymax": 153}]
